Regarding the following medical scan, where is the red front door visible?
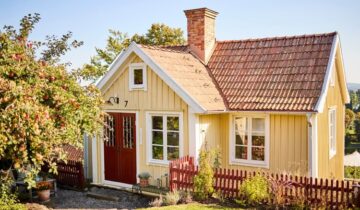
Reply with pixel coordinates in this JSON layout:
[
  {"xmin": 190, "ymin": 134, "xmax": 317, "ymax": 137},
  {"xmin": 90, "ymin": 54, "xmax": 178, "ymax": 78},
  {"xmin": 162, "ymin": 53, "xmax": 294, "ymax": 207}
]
[{"xmin": 104, "ymin": 112, "xmax": 136, "ymax": 184}]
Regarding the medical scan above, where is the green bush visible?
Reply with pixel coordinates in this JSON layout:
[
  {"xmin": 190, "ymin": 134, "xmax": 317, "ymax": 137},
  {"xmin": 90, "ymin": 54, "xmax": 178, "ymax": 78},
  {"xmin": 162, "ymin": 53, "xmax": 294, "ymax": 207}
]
[
  {"xmin": 238, "ymin": 173, "xmax": 270, "ymax": 206},
  {"xmin": 163, "ymin": 190, "xmax": 180, "ymax": 205},
  {"xmin": 193, "ymin": 148, "xmax": 215, "ymax": 200},
  {"xmin": 0, "ymin": 173, "xmax": 26, "ymax": 210},
  {"xmin": 344, "ymin": 166, "xmax": 360, "ymax": 179}
]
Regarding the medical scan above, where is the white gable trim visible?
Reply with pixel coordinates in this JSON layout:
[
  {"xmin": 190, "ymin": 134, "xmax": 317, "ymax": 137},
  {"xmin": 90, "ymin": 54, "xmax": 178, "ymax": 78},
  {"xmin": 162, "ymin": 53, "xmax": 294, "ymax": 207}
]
[
  {"xmin": 315, "ymin": 34, "xmax": 350, "ymax": 113},
  {"xmin": 96, "ymin": 42, "xmax": 205, "ymax": 113}
]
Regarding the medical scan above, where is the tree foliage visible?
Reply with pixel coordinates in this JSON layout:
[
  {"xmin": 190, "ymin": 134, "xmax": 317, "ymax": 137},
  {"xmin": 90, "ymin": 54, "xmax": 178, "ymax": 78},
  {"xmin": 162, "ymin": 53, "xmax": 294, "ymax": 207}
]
[
  {"xmin": 0, "ymin": 14, "xmax": 104, "ymax": 187},
  {"xmin": 345, "ymin": 108, "xmax": 355, "ymax": 130},
  {"xmin": 78, "ymin": 23, "xmax": 185, "ymax": 80}
]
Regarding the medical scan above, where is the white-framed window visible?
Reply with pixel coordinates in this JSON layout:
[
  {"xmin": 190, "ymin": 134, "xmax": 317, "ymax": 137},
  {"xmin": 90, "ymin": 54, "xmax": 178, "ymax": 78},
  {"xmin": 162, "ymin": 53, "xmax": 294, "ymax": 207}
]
[
  {"xmin": 329, "ymin": 107, "xmax": 336, "ymax": 158},
  {"xmin": 230, "ymin": 114, "xmax": 269, "ymax": 168},
  {"xmin": 129, "ymin": 63, "xmax": 147, "ymax": 90},
  {"xmin": 146, "ymin": 112, "xmax": 183, "ymax": 165}
]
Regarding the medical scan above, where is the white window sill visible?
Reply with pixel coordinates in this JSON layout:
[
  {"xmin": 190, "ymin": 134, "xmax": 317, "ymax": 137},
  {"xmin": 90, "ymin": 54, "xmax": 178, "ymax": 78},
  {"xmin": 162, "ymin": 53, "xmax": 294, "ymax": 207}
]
[
  {"xmin": 329, "ymin": 150, "xmax": 336, "ymax": 159},
  {"xmin": 230, "ymin": 159, "xmax": 269, "ymax": 169},
  {"xmin": 129, "ymin": 86, "xmax": 146, "ymax": 91},
  {"xmin": 147, "ymin": 160, "xmax": 170, "ymax": 167}
]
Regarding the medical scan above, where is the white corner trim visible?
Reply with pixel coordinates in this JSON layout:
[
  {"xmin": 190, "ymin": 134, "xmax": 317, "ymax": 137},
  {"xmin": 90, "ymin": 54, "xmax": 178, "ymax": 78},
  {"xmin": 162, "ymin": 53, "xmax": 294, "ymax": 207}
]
[
  {"xmin": 188, "ymin": 108, "xmax": 201, "ymax": 165},
  {"xmin": 307, "ymin": 113, "xmax": 318, "ymax": 178},
  {"xmin": 228, "ymin": 113, "xmax": 270, "ymax": 169},
  {"xmin": 91, "ymin": 135, "xmax": 98, "ymax": 184},
  {"xmin": 96, "ymin": 42, "xmax": 205, "ymax": 113},
  {"xmin": 315, "ymin": 34, "xmax": 338, "ymax": 113}
]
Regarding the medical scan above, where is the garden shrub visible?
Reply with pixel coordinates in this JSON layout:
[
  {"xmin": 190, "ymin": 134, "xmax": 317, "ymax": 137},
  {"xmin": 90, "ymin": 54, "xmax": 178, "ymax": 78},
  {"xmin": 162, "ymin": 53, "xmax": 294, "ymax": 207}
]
[
  {"xmin": 268, "ymin": 176, "xmax": 293, "ymax": 207},
  {"xmin": 344, "ymin": 166, "xmax": 360, "ymax": 179},
  {"xmin": 0, "ymin": 172, "xmax": 26, "ymax": 210},
  {"xmin": 179, "ymin": 190, "xmax": 193, "ymax": 204},
  {"xmin": 163, "ymin": 190, "xmax": 180, "ymax": 205},
  {"xmin": 149, "ymin": 195, "xmax": 163, "ymax": 207},
  {"xmin": 238, "ymin": 173, "xmax": 270, "ymax": 206},
  {"xmin": 193, "ymin": 147, "xmax": 215, "ymax": 200}
]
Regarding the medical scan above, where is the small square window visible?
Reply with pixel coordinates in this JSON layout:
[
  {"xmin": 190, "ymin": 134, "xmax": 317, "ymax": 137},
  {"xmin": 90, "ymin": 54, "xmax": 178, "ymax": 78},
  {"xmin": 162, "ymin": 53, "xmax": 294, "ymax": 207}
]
[
  {"xmin": 129, "ymin": 63, "xmax": 146, "ymax": 90},
  {"xmin": 133, "ymin": 69, "xmax": 143, "ymax": 85}
]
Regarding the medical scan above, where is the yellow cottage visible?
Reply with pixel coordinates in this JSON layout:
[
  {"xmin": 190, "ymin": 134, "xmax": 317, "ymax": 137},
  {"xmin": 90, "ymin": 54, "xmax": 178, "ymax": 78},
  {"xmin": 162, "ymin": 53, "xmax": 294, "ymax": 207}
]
[{"xmin": 87, "ymin": 8, "xmax": 350, "ymax": 188}]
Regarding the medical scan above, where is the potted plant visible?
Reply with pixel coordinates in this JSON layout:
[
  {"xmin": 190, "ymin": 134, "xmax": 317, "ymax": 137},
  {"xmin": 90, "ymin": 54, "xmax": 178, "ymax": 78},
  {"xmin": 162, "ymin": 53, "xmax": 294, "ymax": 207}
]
[
  {"xmin": 36, "ymin": 181, "xmax": 52, "ymax": 201},
  {"xmin": 138, "ymin": 172, "xmax": 151, "ymax": 187}
]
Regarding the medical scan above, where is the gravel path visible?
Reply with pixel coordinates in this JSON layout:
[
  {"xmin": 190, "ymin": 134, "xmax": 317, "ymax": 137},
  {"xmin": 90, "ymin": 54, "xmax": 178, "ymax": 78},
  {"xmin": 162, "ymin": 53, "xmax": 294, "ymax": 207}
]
[{"xmin": 49, "ymin": 187, "xmax": 152, "ymax": 210}]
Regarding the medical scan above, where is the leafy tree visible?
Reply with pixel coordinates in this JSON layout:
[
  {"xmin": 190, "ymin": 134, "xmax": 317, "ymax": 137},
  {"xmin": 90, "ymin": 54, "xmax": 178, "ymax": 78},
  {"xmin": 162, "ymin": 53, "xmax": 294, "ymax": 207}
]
[
  {"xmin": 79, "ymin": 23, "xmax": 186, "ymax": 80},
  {"xmin": 0, "ymin": 14, "xmax": 104, "ymax": 187},
  {"xmin": 355, "ymin": 113, "xmax": 360, "ymax": 142},
  {"xmin": 345, "ymin": 108, "xmax": 355, "ymax": 131},
  {"xmin": 348, "ymin": 90, "xmax": 359, "ymax": 111}
]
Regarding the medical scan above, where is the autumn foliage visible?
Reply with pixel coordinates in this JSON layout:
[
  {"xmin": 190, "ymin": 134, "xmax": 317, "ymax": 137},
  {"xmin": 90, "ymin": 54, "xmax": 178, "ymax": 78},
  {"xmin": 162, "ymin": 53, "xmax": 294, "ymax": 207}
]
[{"xmin": 0, "ymin": 14, "xmax": 104, "ymax": 186}]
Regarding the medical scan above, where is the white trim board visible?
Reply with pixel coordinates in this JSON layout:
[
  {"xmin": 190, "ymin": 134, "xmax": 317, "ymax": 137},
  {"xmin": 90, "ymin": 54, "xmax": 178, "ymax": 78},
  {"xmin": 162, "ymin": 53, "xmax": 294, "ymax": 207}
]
[
  {"xmin": 96, "ymin": 42, "xmax": 205, "ymax": 113},
  {"xmin": 315, "ymin": 34, "xmax": 350, "ymax": 113}
]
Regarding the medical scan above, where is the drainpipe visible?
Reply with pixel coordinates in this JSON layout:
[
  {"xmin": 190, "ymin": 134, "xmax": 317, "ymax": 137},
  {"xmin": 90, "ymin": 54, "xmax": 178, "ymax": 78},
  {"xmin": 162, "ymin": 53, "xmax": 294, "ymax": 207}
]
[{"xmin": 307, "ymin": 113, "xmax": 318, "ymax": 178}]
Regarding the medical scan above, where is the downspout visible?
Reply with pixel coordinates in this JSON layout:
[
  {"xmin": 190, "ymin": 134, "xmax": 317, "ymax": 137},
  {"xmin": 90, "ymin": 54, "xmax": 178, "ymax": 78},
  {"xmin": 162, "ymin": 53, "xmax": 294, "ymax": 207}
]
[{"xmin": 307, "ymin": 113, "xmax": 318, "ymax": 178}]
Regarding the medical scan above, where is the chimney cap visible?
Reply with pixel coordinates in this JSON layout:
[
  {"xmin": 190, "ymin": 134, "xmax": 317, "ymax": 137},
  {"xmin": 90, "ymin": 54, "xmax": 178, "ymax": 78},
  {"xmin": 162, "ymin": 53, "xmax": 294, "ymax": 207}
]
[{"xmin": 184, "ymin": 7, "xmax": 219, "ymax": 18}]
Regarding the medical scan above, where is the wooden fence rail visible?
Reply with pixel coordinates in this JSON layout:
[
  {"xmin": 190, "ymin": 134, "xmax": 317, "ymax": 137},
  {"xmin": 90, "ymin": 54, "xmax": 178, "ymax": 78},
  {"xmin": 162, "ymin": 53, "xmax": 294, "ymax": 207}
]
[
  {"xmin": 56, "ymin": 160, "xmax": 85, "ymax": 189},
  {"xmin": 169, "ymin": 156, "xmax": 360, "ymax": 208}
]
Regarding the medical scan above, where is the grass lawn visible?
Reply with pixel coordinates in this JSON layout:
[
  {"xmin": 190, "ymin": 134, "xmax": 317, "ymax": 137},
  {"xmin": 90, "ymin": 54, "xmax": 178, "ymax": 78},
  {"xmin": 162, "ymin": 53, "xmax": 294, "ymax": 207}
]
[{"xmin": 138, "ymin": 203, "xmax": 242, "ymax": 210}]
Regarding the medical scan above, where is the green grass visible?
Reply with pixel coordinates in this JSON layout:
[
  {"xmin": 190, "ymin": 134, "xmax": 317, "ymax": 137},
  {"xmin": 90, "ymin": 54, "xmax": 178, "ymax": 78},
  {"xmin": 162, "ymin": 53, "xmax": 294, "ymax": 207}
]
[{"xmin": 138, "ymin": 203, "xmax": 242, "ymax": 210}]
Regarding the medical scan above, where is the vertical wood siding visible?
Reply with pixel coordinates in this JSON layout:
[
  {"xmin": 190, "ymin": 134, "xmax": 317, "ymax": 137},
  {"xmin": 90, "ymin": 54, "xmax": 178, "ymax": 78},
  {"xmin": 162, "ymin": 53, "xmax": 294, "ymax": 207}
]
[
  {"xmin": 96, "ymin": 54, "xmax": 189, "ymax": 185},
  {"xmin": 199, "ymin": 113, "xmax": 309, "ymax": 176},
  {"xmin": 317, "ymin": 64, "xmax": 345, "ymax": 179}
]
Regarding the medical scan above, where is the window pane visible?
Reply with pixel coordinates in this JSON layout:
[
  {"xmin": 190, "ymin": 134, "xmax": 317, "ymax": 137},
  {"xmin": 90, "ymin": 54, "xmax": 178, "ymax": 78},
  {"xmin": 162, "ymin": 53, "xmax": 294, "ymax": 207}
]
[
  {"xmin": 167, "ymin": 116, "xmax": 179, "ymax": 131},
  {"xmin": 252, "ymin": 118, "xmax": 265, "ymax": 132},
  {"xmin": 167, "ymin": 132, "xmax": 179, "ymax": 146},
  {"xmin": 152, "ymin": 131, "xmax": 163, "ymax": 144},
  {"xmin": 236, "ymin": 132, "xmax": 247, "ymax": 145},
  {"xmin": 167, "ymin": 147, "xmax": 179, "ymax": 160},
  {"xmin": 152, "ymin": 116, "xmax": 163, "ymax": 129},
  {"xmin": 235, "ymin": 117, "xmax": 247, "ymax": 131},
  {"xmin": 134, "ymin": 69, "xmax": 143, "ymax": 85},
  {"xmin": 252, "ymin": 147, "xmax": 265, "ymax": 161},
  {"xmin": 152, "ymin": 146, "xmax": 163, "ymax": 160},
  {"xmin": 252, "ymin": 135, "xmax": 265, "ymax": 146},
  {"xmin": 235, "ymin": 146, "xmax": 247, "ymax": 159}
]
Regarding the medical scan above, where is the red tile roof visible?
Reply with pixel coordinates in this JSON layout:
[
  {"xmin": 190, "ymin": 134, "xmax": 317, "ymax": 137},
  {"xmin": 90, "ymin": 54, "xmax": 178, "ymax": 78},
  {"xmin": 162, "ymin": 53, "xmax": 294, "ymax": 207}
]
[
  {"xmin": 62, "ymin": 144, "xmax": 83, "ymax": 162},
  {"xmin": 207, "ymin": 32, "xmax": 336, "ymax": 111},
  {"xmin": 140, "ymin": 32, "xmax": 337, "ymax": 112}
]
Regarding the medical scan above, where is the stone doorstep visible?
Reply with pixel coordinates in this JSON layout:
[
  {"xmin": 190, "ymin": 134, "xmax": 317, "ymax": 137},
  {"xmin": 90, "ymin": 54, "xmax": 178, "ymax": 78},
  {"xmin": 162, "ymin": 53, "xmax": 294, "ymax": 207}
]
[{"xmin": 86, "ymin": 192, "xmax": 120, "ymax": 202}]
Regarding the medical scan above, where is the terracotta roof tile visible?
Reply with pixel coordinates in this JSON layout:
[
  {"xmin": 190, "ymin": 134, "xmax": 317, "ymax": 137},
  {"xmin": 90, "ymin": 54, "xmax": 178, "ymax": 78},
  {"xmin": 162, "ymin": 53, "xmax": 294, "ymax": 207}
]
[
  {"xmin": 139, "ymin": 45, "xmax": 227, "ymax": 111},
  {"xmin": 207, "ymin": 32, "xmax": 336, "ymax": 111},
  {"xmin": 62, "ymin": 144, "xmax": 83, "ymax": 162}
]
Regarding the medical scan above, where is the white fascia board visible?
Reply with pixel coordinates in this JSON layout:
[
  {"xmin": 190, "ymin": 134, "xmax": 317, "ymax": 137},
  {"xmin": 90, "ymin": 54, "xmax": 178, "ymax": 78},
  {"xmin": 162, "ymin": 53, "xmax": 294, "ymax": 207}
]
[
  {"xmin": 96, "ymin": 42, "xmax": 205, "ymax": 113},
  {"xmin": 131, "ymin": 44, "xmax": 205, "ymax": 113},
  {"xmin": 336, "ymin": 36, "xmax": 350, "ymax": 103},
  {"xmin": 314, "ymin": 34, "xmax": 339, "ymax": 113}
]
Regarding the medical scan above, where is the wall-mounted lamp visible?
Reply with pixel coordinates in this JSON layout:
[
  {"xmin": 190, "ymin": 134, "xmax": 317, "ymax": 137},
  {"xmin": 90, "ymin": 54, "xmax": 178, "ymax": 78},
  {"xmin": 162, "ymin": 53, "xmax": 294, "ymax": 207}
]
[{"xmin": 106, "ymin": 96, "xmax": 120, "ymax": 105}]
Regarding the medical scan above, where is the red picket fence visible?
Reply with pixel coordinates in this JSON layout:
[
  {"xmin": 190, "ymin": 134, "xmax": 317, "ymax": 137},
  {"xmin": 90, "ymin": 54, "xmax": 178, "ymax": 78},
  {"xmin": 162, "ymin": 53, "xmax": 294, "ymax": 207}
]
[
  {"xmin": 169, "ymin": 156, "xmax": 360, "ymax": 208},
  {"xmin": 56, "ymin": 160, "xmax": 85, "ymax": 189}
]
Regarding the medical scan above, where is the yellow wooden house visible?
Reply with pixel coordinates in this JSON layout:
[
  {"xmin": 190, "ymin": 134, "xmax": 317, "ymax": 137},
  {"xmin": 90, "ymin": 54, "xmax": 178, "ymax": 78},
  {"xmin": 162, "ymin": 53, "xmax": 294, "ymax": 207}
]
[{"xmin": 88, "ymin": 8, "xmax": 349, "ymax": 188}]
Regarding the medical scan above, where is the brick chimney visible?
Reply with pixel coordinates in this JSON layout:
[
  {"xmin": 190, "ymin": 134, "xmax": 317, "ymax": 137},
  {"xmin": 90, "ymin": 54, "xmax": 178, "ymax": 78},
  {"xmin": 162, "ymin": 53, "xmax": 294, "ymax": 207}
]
[{"xmin": 184, "ymin": 8, "xmax": 218, "ymax": 63}]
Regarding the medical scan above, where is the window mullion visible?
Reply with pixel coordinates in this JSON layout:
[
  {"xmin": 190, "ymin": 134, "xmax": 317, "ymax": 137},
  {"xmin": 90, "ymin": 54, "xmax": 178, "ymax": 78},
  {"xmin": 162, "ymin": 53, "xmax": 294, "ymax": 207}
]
[{"xmin": 163, "ymin": 115, "xmax": 167, "ymax": 161}]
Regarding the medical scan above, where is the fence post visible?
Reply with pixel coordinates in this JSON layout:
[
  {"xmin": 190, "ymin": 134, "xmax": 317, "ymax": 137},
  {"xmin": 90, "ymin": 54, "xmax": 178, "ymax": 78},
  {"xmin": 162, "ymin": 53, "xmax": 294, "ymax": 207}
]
[{"xmin": 354, "ymin": 181, "xmax": 360, "ymax": 208}]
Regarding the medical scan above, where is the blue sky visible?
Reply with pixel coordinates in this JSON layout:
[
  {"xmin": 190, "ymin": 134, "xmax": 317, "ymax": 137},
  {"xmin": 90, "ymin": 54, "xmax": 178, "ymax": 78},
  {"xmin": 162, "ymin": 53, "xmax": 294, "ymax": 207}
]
[{"xmin": 1, "ymin": 0, "xmax": 360, "ymax": 83}]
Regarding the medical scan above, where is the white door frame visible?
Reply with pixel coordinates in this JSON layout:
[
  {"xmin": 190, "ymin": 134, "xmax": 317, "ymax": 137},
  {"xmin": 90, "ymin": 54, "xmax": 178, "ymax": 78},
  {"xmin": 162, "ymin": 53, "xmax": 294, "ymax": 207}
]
[{"xmin": 101, "ymin": 110, "xmax": 139, "ymax": 188}]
